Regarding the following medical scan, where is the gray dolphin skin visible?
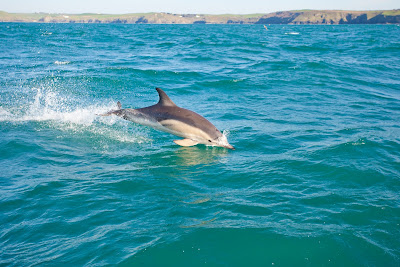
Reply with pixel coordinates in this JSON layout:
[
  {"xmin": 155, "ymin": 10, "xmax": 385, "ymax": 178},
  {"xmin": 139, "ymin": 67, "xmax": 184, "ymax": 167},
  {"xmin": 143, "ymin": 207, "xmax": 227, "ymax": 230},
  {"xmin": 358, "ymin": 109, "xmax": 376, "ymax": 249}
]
[{"xmin": 100, "ymin": 88, "xmax": 234, "ymax": 149}]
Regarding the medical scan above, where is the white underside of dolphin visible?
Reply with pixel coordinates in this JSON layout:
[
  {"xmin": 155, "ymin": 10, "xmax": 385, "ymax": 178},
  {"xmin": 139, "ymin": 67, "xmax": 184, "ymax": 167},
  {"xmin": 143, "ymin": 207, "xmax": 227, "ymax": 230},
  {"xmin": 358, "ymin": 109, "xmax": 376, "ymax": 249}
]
[{"xmin": 99, "ymin": 88, "xmax": 234, "ymax": 149}]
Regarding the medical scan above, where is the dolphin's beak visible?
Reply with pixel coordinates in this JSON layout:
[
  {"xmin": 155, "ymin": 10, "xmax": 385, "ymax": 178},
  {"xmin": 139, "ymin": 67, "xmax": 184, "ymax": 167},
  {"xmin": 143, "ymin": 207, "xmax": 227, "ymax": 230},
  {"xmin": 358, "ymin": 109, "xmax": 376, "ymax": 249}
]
[{"xmin": 225, "ymin": 144, "xmax": 235, "ymax": 150}]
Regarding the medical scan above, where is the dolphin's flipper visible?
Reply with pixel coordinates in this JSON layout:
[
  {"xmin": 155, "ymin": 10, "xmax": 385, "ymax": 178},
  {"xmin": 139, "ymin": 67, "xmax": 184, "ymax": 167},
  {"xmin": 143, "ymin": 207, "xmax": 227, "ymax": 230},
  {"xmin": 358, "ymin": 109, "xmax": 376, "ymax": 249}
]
[
  {"xmin": 117, "ymin": 101, "xmax": 122, "ymax": 109},
  {"xmin": 174, "ymin": 139, "xmax": 199, "ymax": 147}
]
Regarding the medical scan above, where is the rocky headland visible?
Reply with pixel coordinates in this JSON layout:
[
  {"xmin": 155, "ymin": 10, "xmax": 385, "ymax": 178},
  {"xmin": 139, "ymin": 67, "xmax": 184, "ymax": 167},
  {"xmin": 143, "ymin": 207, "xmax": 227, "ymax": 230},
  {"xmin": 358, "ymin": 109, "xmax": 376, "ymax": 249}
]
[{"xmin": 0, "ymin": 9, "xmax": 399, "ymax": 24}]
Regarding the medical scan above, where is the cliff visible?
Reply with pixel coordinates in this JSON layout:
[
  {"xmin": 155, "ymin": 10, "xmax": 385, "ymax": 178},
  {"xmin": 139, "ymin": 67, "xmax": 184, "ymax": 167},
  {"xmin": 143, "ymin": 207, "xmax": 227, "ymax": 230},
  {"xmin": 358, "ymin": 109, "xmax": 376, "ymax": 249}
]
[
  {"xmin": 256, "ymin": 10, "xmax": 400, "ymax": 24},
  {"xmin": 0, "ymin": 10, "xmax": 399, "ymax": 24}
]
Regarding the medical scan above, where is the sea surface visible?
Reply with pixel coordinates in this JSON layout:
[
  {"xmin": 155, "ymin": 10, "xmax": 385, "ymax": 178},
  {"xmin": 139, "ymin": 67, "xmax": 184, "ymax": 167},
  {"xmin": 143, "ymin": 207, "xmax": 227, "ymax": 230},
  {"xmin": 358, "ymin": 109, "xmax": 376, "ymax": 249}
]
[{"xmin": 1, "ymin": 23, "xmax": 400, "ymax": 266}]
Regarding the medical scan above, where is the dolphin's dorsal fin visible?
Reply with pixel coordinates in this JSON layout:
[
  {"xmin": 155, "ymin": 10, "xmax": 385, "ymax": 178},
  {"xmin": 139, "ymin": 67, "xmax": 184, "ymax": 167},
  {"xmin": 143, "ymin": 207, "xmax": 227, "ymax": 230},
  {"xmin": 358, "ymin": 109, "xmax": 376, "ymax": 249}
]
[{"xmin": 156, "ymin": 88, "xmax": 176, "ymax": 107}]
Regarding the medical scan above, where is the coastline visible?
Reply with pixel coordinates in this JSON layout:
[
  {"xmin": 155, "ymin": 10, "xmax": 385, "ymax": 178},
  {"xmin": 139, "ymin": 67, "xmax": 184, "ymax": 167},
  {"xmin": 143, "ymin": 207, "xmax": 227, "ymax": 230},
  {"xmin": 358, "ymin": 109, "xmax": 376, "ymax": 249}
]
[{"xmin": 1, "ymin": 9, "xmax": 399, "ymax": 24}]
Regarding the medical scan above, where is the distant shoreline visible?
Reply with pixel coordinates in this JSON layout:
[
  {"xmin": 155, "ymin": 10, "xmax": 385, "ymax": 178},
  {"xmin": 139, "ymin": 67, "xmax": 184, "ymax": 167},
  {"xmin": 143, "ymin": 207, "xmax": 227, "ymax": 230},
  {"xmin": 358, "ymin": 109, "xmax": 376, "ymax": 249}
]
[{"xmin": 1, "ymin": 10, "xmax": 399, "ymax": 24}]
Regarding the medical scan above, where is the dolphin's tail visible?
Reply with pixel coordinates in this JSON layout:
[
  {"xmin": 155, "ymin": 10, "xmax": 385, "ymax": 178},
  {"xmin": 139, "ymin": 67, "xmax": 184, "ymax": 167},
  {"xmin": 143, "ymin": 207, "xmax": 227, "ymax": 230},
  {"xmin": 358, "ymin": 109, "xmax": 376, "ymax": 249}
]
[{"xmin": 97, "ymin": 101, "xmax": 122, "ymax": 116}]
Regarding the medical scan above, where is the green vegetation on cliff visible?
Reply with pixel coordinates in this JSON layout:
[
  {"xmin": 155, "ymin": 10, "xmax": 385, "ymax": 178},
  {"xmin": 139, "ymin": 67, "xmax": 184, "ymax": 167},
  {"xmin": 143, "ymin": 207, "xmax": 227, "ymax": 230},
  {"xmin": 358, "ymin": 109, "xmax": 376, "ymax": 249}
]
[{"xmin": 0, "ymin": 9, "xmax": 399, "ymax": 24}]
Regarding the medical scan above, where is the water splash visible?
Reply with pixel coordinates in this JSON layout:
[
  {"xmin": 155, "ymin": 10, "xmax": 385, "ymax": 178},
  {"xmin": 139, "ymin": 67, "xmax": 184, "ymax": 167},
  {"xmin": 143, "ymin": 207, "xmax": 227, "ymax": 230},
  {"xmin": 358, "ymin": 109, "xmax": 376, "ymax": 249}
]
[
  {"xmin": 222, "ymin": 129, "xmax": 231, "ymax": 138},
  {"xmin": 0, "ymin": 107, "xmax": 13, "ymax": 120},
  {"xmin": 15, "ymin": 87, "xmax": 111, "ymax": 126},
  {"xmin": 1, "ymin": 87, "xmax": 150, "ymax": 144}
]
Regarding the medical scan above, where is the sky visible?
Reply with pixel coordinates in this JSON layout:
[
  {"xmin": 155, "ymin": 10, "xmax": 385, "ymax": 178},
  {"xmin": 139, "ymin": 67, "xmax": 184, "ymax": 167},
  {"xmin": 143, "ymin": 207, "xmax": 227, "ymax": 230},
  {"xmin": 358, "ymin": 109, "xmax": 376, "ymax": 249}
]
[{"xmin": 0, "ymin": 0, "xmax": 398, "ymax": 14}]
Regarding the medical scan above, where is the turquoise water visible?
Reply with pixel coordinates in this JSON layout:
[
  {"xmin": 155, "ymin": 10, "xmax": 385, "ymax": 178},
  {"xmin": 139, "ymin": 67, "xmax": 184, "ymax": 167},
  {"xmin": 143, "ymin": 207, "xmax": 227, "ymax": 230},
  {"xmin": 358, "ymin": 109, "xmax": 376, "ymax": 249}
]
[{"xmin": 1, "ymin": 23, "xmax": 400, "ymax": 266}]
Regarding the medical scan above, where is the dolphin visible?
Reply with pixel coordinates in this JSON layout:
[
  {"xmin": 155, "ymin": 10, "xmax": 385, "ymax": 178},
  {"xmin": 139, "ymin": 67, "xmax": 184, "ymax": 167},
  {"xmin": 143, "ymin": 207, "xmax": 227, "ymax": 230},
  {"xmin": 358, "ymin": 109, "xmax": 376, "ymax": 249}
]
[{"xmin": 100, "ymin": 88, "xmax": 234, "ymax": 149}]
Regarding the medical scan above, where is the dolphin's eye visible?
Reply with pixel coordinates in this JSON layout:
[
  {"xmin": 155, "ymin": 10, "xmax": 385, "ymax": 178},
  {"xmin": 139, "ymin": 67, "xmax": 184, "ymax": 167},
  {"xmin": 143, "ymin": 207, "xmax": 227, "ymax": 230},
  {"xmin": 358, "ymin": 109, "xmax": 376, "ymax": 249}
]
[{"xmin": 208, "ymin": 140, "xmax": 212, "ymax": 142}]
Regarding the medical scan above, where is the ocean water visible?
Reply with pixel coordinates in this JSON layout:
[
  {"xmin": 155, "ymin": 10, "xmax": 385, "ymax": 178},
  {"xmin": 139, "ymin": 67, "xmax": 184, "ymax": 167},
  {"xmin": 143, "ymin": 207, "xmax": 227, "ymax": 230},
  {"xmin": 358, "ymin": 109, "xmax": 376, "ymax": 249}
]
[{"xmin": 1, "ymin": 23, "xmax": 400, "ymax": 266}]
